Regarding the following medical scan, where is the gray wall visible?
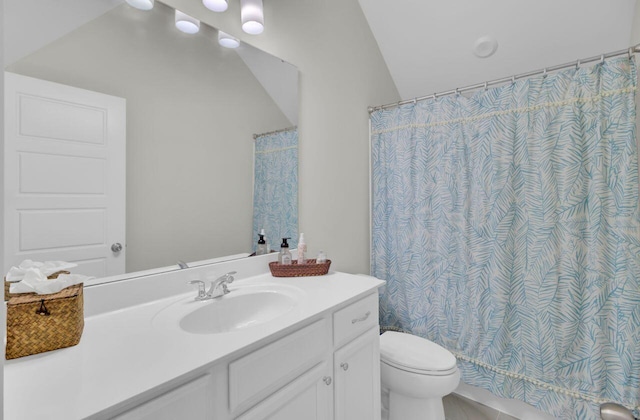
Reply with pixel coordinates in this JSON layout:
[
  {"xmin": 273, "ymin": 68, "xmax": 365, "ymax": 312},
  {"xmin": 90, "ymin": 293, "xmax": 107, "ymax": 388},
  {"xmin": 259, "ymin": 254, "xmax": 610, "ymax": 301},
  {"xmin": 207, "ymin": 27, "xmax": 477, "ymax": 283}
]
[
  {"xmin": 164, "ymin": 0, "xmax": 400, "ymax": 274},
  {"xmin": 7, "ymin": 3, "xmax": 291, "ymax": 273}
]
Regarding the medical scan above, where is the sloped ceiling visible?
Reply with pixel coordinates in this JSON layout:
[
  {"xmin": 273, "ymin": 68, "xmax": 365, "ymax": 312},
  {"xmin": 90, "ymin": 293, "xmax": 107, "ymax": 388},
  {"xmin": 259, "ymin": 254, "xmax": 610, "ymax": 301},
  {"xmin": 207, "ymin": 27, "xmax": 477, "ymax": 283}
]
[
  {"xmin": 358, "ymin": 0, "xmax": 637, "ymax": 100},
  {"xmin": 4, "ymin": 0, "xmax": 123, "ymax": 66},
  {"xmin": 3, "ymin": 0, "xmax": 297, "ymax": 125},
  {"xmin": 5, "ymin": 0, "xmax": 637, "ymax": 104}
]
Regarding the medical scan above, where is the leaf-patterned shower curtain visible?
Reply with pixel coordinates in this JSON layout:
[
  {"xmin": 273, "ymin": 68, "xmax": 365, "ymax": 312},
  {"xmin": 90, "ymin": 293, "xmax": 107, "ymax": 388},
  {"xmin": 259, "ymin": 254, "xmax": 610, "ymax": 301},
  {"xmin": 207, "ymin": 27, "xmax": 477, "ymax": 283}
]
[
  {"xmin": 371, "ymin": 57, "xmax": 640, "ymax": 419},
  {"xmin": 252, "ymin": 129, "xmax": 298, "ymax": 252}
]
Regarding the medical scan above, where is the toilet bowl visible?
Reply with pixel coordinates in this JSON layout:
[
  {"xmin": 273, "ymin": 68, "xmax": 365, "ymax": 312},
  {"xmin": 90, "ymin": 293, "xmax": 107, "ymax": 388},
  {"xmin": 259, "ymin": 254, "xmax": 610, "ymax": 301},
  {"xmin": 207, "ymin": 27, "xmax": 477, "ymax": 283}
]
[{"xmin": 380, "ymin": 331, "xmax": 460, "ymax": 420}]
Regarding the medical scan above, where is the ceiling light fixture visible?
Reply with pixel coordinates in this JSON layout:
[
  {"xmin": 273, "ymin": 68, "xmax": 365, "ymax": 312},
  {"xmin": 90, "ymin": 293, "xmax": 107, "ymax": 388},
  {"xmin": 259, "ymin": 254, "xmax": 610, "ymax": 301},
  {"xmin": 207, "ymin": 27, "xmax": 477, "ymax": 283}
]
[
  {"xmin": 175, "ymin": 10, "xmax": 200, "ymax": 34},
  {"xmin": 218, "ymin": 31, "xmax": 240, "ymax": 48},
  {"xmin": 125, "ymin": 0, "xmax": 154, "ymax": 11},
  {"xmin": 203, "ymin": 0, "xmax": 228, "ymax": 12},
  {"xmin": 240, "ymin": 0, "xmax": 264, "ymax": 35}
]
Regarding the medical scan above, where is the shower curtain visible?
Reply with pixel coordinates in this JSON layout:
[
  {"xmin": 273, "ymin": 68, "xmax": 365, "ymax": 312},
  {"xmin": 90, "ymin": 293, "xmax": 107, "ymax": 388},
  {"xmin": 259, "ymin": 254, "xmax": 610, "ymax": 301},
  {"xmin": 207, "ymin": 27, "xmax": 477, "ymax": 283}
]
[
  {"xmin": 252, "ymin": 129, "xmax": 298, "ymax": 252},
  {"xmin": 371, "ymin": 57, "xmax": 640, "ymax": 418}
]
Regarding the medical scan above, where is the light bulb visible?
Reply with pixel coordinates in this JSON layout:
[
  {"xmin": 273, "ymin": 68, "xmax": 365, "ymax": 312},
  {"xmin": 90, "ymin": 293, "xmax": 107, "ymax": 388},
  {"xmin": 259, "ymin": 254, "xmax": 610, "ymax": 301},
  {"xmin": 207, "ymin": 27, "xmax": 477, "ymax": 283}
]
[
  {"xmin": 240, "ymin": 0, "xmax": 264, "ymax": 35},
  {"xmin": 126, "ymin": 0, "xmax": 154, "ymax": 11},
  {"xmin": 218, "ymin": 31, "xmax": 240, "ymax": 48},
  {"xmin": 175, "ymin": 10, "xmax": 200, "ymax": 34},
  {"xmin": 203, "ymin": 0, "xmax": 228, "ymax": 12}
]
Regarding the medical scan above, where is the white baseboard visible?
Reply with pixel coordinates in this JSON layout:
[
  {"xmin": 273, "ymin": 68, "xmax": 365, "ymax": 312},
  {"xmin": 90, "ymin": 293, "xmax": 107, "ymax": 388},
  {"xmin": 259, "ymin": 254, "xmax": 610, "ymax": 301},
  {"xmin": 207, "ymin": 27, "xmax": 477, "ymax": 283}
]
[{"xmin": 454, "ymin": 382, "xmax": 558, "ymax": 420}]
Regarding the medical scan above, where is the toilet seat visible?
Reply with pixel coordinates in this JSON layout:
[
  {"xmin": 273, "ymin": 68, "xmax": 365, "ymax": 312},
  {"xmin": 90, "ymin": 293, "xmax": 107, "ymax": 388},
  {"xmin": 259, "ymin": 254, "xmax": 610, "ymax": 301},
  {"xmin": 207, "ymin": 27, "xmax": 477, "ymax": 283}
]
[{"xmin": 380, "ymin": 331, "xmax": 457, "ymax": 376}]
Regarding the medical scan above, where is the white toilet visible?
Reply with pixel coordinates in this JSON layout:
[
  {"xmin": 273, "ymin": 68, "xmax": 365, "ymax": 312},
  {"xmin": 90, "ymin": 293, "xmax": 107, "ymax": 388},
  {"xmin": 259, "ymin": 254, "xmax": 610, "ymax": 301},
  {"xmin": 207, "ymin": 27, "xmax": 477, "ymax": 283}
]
[{"xmin": 380, "ymin": 331, "xmax": 460, "ymax": 420}]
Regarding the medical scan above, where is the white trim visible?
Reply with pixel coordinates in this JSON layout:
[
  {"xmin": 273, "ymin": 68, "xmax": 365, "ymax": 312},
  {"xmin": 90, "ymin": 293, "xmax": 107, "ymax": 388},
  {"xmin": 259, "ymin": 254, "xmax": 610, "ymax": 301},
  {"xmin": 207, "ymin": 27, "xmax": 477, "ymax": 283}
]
[{"xmin": 454, "ymin": 382, "xmax": 557, "ymax": 420}]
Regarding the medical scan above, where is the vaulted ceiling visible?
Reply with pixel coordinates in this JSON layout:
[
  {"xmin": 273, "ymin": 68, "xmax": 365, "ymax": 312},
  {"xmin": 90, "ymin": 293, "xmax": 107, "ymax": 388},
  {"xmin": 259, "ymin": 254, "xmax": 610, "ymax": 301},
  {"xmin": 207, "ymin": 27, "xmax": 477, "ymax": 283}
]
[
  {"xmin": 358, "ymin": 0, "xmax": 636, "ymax": 99},
  {"xmin": 4, "ymin": 0, "xmax": 638, "ymax": 102}
]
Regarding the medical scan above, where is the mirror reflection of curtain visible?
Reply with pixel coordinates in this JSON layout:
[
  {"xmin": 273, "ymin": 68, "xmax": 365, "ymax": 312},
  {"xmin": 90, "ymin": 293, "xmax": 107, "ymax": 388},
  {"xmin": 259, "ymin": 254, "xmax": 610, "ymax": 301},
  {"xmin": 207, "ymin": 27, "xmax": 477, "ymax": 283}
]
[
  {"xmin": 371, "ymin": 57, "xmax": 640, "ymax": 419},
  {"xmin": 252, "ymin": 128, "xmax": 298, "ymax": 252}
]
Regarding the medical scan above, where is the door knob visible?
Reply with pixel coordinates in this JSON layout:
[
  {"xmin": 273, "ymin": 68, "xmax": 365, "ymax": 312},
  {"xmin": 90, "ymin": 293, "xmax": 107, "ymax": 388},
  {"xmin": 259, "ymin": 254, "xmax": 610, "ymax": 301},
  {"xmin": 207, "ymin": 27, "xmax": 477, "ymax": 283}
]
[
  {"xmin": 323, "ymin": 376, "xmax": 332, "ymax": 386},
  {"xmin": 111, "ymin": 243, "xmax": 123, "ymax": 253},
  {"xmin": 340, "ymin": 362, "xmax": 349, "ymax": 371}
]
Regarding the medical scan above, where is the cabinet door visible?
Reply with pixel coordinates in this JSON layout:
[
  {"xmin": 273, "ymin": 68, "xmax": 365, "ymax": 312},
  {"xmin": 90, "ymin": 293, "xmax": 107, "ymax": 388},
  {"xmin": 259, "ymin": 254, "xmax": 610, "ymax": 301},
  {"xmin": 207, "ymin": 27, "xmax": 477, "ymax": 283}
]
[
  {"xmin": 236, "ymin": 362, "xmax": 332, "ymax": 420},
  {"xmin": 334, "ymin": 326, "xmax": 381, "ymax": 420},
  {"xmin": 111, "ymin": 375, "xmax": 213, "ymax": 420}
]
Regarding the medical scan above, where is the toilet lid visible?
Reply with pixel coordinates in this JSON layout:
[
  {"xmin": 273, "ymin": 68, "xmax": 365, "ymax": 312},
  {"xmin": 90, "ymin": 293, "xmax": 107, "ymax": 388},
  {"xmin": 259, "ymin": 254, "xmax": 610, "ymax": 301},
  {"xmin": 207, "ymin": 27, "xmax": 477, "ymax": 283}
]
[{"xmin": 380, "ymin": 331, "xmax": 457, "ymax": 375}]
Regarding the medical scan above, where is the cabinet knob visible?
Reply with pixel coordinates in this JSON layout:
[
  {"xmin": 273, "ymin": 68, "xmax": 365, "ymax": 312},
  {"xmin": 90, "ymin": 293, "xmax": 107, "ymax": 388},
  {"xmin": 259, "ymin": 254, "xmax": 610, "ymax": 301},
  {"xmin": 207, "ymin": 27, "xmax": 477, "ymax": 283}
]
[
  {"xmin": 340, "ymin": 362, "xmax": 349, "ymax": 371},
  {"xmin": 323, "ymin": 376, "xmax": 332, "ymax": 386}
]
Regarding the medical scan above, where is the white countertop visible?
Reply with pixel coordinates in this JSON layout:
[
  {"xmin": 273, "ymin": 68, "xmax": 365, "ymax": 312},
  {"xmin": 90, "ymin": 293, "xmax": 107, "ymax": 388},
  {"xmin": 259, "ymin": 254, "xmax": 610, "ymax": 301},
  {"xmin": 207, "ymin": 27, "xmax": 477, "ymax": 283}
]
[{"xmin": 4, "ymin": 270, "xmax": 384, "ymax": 420}]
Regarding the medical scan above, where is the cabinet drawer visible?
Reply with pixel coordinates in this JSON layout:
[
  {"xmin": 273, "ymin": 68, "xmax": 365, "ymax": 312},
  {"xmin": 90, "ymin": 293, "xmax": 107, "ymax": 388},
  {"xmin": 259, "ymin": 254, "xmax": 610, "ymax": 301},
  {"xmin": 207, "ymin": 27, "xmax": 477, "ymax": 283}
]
[
  {"xmin": 111, "ymin": 375, "xmax": 213, "ymax": 420},
  {"xmin": 229, "ymin": 318, "xmax": 330, "ymax": 414},
  {"xmin": 333, "ymin": 293, "xmax": 378, "ymax": 349}
]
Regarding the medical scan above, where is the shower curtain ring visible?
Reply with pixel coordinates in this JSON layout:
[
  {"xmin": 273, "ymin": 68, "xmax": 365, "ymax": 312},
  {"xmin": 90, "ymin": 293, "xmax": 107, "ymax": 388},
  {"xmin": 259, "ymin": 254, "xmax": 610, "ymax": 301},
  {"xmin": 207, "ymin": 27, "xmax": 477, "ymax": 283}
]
[
  {"xmin": 511, "ymin": 76, "xmax": 515, "ymax": 84},
  {"xmin": 542, "ymin": 68, "xmax": 547, "ymax": 78},
  {"xmin": 629, "ymin": 47, "xmax": 634, "ymax": 59},
  {"xmin": 432, "ymin": 93, "xmax": 437, "ymax": 101},
  {"xmin": 484, "ymin": 81, "xmax": 488, "ymax": 91},
  {"xmin": 455, "ymin": 88, "xmax": 460, "ymax": 96},
  {"xmin": 600, "ymin": 54, "xmax": 605, "ymax": 64},
  {"xmin": 576, "ymin": 59, "xmax": 580, "ymax": 69}
]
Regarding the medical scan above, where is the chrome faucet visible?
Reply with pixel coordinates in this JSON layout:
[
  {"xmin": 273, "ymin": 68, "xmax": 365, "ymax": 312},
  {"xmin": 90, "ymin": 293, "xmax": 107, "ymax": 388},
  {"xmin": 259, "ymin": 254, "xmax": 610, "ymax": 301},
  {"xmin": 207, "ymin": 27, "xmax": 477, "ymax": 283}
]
[
  {"xmin": 188, "ymin": 280, "xmax": 208, "ymax": 300},
  {"xmin": 207, "ymin": 271, "xmax": 237, "ymax": 298},
  {"xmin": 187, "ymin": 271, "xmax": 237, "ymax": 301}
]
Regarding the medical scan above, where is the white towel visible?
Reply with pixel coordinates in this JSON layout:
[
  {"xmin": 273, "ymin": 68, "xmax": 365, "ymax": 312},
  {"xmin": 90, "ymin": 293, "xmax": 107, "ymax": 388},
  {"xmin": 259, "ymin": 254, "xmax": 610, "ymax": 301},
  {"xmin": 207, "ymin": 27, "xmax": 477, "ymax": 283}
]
[
  {"xmin": 6, "ymin": 260, "xmax": 93, "ymax": 295},
  {"xmin": 5, "ymin": 260, "xmax": 77, "ymax": 282}
]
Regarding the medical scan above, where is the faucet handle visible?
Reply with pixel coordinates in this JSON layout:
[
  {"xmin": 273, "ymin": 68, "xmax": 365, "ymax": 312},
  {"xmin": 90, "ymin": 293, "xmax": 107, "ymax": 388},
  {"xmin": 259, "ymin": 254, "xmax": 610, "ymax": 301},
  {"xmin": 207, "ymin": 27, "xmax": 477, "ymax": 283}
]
[{"xmin": 188, "ymin": 280, "xmax": 207, "ymax": 300}]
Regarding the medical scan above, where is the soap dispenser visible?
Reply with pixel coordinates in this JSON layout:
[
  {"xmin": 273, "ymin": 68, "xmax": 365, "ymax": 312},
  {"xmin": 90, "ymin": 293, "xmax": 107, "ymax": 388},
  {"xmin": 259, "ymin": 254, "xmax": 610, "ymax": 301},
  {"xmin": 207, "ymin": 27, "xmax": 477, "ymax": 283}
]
[
  {"xmin": 256, "ymin": 229, "xmax": 268, "ymax": 255},
  {"xmin": 278, "ymin": 238, "xmax": 292, "ymax": 265}
]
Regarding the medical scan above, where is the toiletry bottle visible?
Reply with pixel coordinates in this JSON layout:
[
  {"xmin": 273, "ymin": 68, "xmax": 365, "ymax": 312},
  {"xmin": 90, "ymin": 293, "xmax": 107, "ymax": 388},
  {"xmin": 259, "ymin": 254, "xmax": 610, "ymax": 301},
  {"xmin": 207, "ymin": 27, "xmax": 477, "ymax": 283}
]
[
  {"xmin": 278, "ymin": 238, "xmax": 292, "ymax": 265},
  {"xmin": 256, "ymin": 229, "xmax": 268, "ymax": 255},
  {"xmin": 297, "ymin": 233, "xmax": 307, "ymax": 264},
  {"xmin": 316, "ymin": 250, "xmax": 327, "ymax": 264}
]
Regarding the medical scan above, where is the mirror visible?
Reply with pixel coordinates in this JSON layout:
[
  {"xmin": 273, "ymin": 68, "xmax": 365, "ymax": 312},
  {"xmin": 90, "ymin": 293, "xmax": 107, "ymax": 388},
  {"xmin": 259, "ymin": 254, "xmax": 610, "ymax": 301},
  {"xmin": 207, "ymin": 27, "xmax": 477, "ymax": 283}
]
[{"xmin": 4, "ymin": 1, "xmax": 298, "ymax": 279}]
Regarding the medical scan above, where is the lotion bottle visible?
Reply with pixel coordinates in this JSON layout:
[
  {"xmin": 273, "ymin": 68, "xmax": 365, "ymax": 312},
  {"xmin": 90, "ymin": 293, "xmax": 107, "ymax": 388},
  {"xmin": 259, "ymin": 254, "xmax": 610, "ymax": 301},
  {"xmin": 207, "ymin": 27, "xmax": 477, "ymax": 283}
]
[
  {"xmin": 297, "ymin": 233, "xmax": 307, "ymax": 264},
  {"xmin": 256, "ymin": 229, "xmax": 268, "ymax": 255},
  {"xmin": 278, "ymin": 238, "xmax": 292, "ymax": 265}
]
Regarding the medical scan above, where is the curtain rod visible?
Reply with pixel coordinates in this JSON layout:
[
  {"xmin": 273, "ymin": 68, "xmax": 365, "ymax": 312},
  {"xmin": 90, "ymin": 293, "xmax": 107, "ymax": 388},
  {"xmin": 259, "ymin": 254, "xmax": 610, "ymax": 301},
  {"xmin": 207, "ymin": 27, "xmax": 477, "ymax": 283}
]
[
  {"xmin": 368, "ymin": 44, "xmax": 640, "ymax": 114},
  {"xmin": 253, "ymin": 126, "xmax": 297, "ymax": 140}
]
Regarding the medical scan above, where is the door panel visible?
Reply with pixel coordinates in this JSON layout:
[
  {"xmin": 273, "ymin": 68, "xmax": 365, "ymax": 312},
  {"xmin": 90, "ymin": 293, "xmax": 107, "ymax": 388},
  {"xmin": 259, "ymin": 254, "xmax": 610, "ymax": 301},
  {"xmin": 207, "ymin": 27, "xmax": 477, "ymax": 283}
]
[{"xmin": 4, "ymin": 72, "xmax": 126, "ymax": 277}]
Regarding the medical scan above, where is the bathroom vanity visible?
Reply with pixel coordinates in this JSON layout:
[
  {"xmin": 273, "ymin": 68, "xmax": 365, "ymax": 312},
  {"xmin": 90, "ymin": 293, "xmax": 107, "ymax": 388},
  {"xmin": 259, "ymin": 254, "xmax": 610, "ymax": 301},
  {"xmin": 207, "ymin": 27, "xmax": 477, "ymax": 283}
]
[{"xmin": 4, "ymin": 254, "xmax": 384, "ymax": 420}]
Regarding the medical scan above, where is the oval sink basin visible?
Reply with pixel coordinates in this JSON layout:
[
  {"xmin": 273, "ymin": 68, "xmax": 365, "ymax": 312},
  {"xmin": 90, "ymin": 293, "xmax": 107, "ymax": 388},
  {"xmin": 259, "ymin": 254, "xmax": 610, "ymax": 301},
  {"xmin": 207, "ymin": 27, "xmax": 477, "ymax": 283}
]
[
  {"xmin": 154, "ymin": 283, "xmax": 303, "ymax": 335},
  {"xmin": 181, "ymin": 291, "xmax": 295, "ymax": 334}
]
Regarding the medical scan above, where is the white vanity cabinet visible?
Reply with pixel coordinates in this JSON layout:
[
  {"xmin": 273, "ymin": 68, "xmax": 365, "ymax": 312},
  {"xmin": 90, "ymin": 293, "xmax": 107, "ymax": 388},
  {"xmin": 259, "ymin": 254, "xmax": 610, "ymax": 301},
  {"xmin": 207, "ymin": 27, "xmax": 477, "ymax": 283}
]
[
  {"xmin": 333, "ymin": 327, "xmax": 381, "ymax": 420},
  {"xmin": 235, "ymin": 361, "xmax": 333, "ymax": 420},
  {"xmin": 228, "ymin": 318, "xmax": 333, "ymax": 418},
  {"xmin": 332, "ymin": 293, "xmax": 381, "ymax": 420},
  {"xmin": 230, "ymin": 292, "xmax": 381, "ymax": 420},
  {"xmin": 111, "ymin": 375, "xmax": 215, "ymax": 420},
  {"xmin": 6, "ymin": 267, "xmax": 386, "ymax": 420},
  {"xmin": 108, "ymin": 292, "xmax": 381, "ymax": 420}
]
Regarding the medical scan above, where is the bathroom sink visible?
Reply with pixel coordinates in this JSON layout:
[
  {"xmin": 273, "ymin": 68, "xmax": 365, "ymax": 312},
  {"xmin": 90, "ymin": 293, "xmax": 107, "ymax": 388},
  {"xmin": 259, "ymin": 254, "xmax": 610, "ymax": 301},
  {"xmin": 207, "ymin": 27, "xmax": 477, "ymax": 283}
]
[{"xmin": 153, "ymin": 283, "xmax": 303, "ymax": 334}]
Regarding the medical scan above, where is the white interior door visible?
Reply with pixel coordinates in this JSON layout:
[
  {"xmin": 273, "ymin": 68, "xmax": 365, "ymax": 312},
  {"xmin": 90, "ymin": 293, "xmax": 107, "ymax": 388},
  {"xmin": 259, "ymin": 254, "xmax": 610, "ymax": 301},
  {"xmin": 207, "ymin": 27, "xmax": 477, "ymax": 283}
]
[{"xmin": 4, "ymin": 72, "xmax": 126, "ymax": 278}]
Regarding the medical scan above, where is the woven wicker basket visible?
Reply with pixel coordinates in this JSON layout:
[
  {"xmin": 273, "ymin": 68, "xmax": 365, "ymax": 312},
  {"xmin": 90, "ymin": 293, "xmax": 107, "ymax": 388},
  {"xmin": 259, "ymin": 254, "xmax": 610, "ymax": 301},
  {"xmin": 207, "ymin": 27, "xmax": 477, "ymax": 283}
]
[
  {"xmin": 4, "ymin": 270, "xmax": 70, "ymax": 301},
  {"xmin": 6, "ymin": 283, "xmax": 84, "ymax": 360},
  {"xmin": 269, "ymin": 259, "xmax": 331, "ymax": 277}
]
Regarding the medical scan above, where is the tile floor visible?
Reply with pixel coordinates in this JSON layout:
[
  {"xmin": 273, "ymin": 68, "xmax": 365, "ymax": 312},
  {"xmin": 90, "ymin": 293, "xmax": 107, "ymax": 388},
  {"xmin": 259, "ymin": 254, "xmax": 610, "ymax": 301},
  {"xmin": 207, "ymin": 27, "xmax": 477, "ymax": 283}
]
[{"xmin": 444, "ymin": 394, "xmax": 519, "ymax": 420}]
